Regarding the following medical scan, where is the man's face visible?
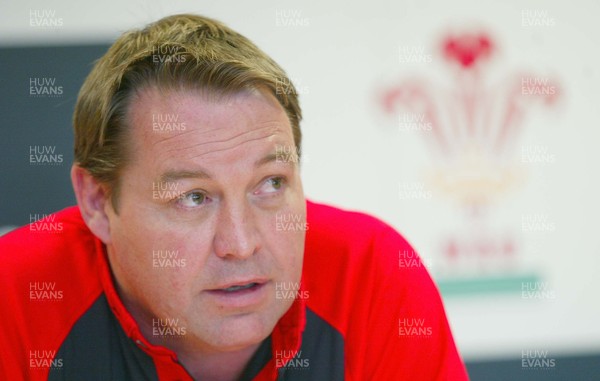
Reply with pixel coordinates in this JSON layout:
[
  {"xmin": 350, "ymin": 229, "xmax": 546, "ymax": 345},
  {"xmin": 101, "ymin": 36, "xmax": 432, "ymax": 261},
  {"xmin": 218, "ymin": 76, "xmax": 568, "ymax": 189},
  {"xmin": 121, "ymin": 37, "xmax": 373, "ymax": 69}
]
[{"xmin": 104, "ymin": 87, "xmax": 306, "ymax": 352}]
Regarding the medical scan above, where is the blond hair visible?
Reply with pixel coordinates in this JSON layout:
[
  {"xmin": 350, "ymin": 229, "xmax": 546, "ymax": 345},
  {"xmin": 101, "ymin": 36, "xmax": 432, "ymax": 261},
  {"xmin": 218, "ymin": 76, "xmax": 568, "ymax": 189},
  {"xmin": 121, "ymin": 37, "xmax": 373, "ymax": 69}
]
[{"xmin": 73, "ymin": 14, "xmax": 302, "ymax": 210}]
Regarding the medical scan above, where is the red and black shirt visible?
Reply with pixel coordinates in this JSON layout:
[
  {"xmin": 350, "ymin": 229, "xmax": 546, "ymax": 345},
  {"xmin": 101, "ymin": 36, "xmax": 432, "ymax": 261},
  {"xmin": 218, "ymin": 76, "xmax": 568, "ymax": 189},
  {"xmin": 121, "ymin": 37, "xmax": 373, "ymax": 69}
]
[{"xmin": 0, "ymin": 200, "xmax": 469, "ymax": 380}]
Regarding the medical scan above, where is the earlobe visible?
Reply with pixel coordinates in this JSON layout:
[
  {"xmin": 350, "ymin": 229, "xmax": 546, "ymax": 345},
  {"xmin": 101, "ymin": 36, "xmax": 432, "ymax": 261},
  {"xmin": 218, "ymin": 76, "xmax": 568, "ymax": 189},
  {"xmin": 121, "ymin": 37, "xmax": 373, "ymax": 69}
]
[{"xmin": 71, "ymin": 165, "xmax": 112, "ymax": 244}]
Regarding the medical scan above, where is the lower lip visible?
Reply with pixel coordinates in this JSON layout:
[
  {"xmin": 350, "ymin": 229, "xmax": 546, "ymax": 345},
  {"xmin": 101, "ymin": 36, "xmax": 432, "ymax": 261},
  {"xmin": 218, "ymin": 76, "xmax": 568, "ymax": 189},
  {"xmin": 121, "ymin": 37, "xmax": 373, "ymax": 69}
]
[{"xmin": 205, "ymin": 282, "xmax": 269, "ymax": 309}]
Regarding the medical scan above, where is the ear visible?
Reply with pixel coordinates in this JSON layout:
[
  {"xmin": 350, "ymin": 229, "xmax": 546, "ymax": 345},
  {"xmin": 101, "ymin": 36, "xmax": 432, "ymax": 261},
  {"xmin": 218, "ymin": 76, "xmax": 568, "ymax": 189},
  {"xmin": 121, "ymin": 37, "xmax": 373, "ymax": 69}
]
[{"xmin": 71, "ymin": 164, "xmax": 113, "ymax": 244}]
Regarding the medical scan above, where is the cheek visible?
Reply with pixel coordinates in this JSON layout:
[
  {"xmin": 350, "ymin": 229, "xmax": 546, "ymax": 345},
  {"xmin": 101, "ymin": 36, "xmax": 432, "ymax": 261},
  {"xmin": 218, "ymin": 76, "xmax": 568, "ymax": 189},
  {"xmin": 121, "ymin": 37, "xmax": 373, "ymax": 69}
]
[
  {"xmin": 148, "ymin": 231, "xmax": 211, "ymax": 287},
  {"xmin": 263, "ymin": 211, "xmax": 306, "ymax": 281},
  {"xmin": 110, "ymin": 212, "xmax": 210, "ymax": 295}
]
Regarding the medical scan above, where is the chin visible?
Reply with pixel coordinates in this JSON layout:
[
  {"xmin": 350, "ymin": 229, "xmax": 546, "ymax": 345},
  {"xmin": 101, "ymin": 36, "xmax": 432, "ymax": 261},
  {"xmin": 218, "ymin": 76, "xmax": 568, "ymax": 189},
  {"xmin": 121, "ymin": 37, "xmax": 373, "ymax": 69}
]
[{"xmin": 205, "ymin": 311, "xmax": 276, "ymax": 352}]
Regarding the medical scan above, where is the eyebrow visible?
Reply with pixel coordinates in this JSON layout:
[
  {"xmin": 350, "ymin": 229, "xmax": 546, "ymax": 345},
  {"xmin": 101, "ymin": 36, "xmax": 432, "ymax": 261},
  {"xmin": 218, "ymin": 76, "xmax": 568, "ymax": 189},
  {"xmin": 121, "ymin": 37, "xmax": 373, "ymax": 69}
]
[
  {"xmin": 158, "ymin": 169, "xmax": 211, "ymax": 183},
  {"xmin": 254, "ymin": 152, "xmax": 280, "ymax": 167},
  {"xmin": 157, "ymin": 152, "xmax": 287, "ymax": 183}
]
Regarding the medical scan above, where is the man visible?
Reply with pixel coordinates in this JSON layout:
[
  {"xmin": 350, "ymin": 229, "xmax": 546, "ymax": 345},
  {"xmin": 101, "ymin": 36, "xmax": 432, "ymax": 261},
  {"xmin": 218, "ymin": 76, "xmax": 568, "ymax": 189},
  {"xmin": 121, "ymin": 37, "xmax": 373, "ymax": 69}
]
[{"xmin": 0, "ymin": 14, "xmax": 468, "ymax": 381}]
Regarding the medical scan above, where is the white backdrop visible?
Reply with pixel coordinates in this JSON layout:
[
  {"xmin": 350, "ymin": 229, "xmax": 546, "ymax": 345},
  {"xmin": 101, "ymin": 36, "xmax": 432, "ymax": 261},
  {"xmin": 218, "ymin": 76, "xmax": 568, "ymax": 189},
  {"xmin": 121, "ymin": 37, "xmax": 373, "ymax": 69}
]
[{"xmin": 2, "ymin": 0, "xmax": 599, "ymax": 361}]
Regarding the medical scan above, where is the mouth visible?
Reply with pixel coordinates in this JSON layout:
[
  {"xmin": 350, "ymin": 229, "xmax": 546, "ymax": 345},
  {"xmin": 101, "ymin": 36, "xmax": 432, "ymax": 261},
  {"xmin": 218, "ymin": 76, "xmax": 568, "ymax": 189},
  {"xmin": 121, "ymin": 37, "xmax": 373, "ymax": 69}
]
[
  {"xmin": 219, "ymin": 282, "xmax": 261, "ymax": 293},
  {"xmin": 210, "ymin": 278, "xmax": 268, "ymax": 291},
  {"xmin": 205, "ymin": 279, "xmax": 269, "ymax": 308}
]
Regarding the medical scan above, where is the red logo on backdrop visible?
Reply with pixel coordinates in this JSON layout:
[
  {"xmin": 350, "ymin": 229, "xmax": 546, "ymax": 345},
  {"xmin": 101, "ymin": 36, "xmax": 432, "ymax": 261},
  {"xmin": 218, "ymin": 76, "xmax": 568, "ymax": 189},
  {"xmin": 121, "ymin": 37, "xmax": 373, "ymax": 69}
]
[
  {"xmin": 442, "ymin": 33, "xmax": 493, "ymax": 69},
  {"xmin": 380, "ymin": 31, "xmax": 560, "ymax": 292}
]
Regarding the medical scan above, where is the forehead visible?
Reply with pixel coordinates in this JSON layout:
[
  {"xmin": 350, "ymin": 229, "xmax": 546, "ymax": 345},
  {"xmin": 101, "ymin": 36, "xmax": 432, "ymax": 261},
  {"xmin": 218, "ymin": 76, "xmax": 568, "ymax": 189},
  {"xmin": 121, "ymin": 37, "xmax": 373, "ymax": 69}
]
[
  {"xmin": 125, "ymin": 86, "xmax": 295, "ymax": 166},
  {"xmin": 128, "ymin": 86, "xmax": 290, "ymax": 133}
]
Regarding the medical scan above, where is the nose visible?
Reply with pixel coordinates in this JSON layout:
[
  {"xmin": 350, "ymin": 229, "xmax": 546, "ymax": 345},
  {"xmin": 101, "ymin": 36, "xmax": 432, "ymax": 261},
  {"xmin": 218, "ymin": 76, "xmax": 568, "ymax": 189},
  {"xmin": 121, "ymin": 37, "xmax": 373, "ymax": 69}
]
[{"xmin": 213, "ymin": 200, "xmax": 259, "ymax": 259}]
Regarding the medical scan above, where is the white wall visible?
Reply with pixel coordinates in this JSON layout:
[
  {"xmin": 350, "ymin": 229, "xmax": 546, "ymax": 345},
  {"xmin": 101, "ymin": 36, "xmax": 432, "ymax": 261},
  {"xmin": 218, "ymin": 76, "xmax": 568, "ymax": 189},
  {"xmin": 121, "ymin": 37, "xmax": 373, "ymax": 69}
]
[{"xmin": 3, "ymin": 0, "xmax": 599, "ymax": 360}]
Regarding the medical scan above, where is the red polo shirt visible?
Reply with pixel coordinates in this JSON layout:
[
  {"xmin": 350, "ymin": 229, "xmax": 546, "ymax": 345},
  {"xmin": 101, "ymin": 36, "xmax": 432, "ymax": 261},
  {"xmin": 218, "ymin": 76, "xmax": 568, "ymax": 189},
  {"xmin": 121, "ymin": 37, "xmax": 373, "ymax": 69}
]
[{"xmin": 0, "ymin": 200, "xmax": 468, "ymax": 380}]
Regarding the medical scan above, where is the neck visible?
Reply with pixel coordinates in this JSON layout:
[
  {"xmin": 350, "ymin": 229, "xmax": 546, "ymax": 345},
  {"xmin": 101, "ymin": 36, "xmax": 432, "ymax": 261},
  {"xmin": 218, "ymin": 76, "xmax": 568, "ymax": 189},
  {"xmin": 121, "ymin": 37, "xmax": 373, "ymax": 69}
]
[
  {"xmin": 107, "ymin": 262, "xmax": 262, "ymax": 381},
  {"xmin": 176, "ymin": 343, "xmax": 262, "ymax": 381},
  {"xmin": 125, "ymin": 297, "xmax": 262, "ymax": 381}
]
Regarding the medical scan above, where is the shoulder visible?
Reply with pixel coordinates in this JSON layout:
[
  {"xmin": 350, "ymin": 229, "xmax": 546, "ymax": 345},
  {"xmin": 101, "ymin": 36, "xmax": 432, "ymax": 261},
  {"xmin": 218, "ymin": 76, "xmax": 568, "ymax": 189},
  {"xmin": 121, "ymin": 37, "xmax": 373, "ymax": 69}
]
[
  {"xmin": 0, "ymin": 206, "xmax": 100, "ymax": 281},
  {"xmin": 0, "ymin": 206, "xmax": 104, "ymax": 378},
  {"xmin": 305, "ymin": 200, "xmax": 414, "ymax": 273},
  {"xmin": 303, "ymin": 200, "xmax": 420, "ymax": 326},
  {"xmin": 306, "ymin": 199, "xmax": 410, "ymax": 254},
  {"xmin": 303, "ymin": 201, "xmax": 468, "ymax": 380}
]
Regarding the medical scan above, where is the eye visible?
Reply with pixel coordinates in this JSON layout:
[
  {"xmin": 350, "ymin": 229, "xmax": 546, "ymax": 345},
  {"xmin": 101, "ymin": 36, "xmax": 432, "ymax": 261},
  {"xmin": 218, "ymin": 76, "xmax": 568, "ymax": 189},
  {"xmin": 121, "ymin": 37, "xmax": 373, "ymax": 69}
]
[
  {"xmin": 256, "ymin": 176, "xmax": 286, "ymax": 195},
  {"xmin": 268, "ymin": 177, "xmax": 284, "ymax": 191},
  {"xmin": 176, "ymin": 191, "xmax": 209, "ymax": 208}
]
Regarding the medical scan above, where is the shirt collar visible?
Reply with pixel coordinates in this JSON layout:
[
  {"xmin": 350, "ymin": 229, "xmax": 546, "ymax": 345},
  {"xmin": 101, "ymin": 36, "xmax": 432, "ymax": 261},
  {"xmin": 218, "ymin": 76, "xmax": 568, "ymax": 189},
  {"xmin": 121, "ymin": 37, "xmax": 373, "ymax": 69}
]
[{"xmin": 96, "ymin": 238, "xmax": 307, "ymax": 366}]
